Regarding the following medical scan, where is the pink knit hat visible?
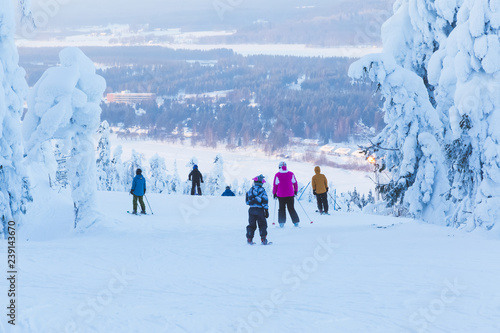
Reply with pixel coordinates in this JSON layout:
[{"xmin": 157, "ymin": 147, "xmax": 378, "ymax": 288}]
[{"xmin": 253, "ymin": 175, "xmax": 266, "ymax": 184}]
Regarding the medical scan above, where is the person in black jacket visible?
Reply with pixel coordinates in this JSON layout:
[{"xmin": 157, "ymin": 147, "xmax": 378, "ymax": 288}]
[{"xmin": 188, "ymin": 164, "xmax": 203, "ymax": 195}]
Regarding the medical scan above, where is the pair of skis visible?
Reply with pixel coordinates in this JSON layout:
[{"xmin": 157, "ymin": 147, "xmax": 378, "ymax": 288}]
[
  {"xmin": 248, "ymin": 241, "xmax": 273, "ymax": 246},
  {"xmin": 127, "ymin": 211, "xmax": 149, "ymax": 216}
]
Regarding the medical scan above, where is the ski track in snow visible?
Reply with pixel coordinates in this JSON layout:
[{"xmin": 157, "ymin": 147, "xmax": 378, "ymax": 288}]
[{"xmin": 5, "ymin": 191, "xmax": 500, "ymax": 332}]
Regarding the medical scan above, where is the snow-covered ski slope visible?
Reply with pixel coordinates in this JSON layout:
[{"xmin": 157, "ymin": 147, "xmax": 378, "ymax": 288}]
[{"xmin": 10, "ymin": 190, "xmax": 500, "ymax": 333}]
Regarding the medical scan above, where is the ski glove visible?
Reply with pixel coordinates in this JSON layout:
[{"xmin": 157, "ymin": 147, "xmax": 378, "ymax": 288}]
[
  {"xmin": 326, "ymin": 187, "xmax": 329, "ymax": 192},
  {"xmin": 274, "ymin": 194, "xmax": 278, "ymax": 199},
  {"xmin": 313, "ymin": 190, "xmax": 317, "ymax": 195},
  {"xmin": 264, "ymin": 209, "xmax": 269, "ymax": 218},
  {"xmin": 294, "ymin": 191, "xmax": 298, "ymax": 196},
  {"xmin": 130, "ymin": 190, "xmax": 134, "ymax": 195}
]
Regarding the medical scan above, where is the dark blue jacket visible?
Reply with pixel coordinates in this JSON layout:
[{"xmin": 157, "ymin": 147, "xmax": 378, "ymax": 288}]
[
  {"xmin": 246, "ymin": 184, "xmax": 269, "ymax": 209},
  {"xmin": 189, "ymin": 169, "xmax": 203, "ymax": 183},
  {"xmin": 131, "ymin": 175, "xmax": 146, "ymax": 196},
  {"xmin": 221, "ymin": 189, "xmax": 236, "ymax": 197}
]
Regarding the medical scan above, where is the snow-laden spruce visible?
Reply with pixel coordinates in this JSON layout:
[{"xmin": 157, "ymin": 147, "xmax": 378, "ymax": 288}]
[
  {"xmin": 430, "ymin": 0, "xmax": 500, "ymax": 230},
  {"xmin": 0, "ymin": 0, "xmax": 32, "ymax": 237},
  {"xmin": 96, "ymin": 121, "xmax": 112, "ymax": 191},
  {"xmin": 110, "ymin": 145, "xmax": 127, "ymax": 191},
  {"xmin": 25, "ymin": 47, "xmax": 106, "ymax": 229},
  {"xmin": 125, "ymin": 149, "xmax": 144, "ymax": 191},
  {"xmin": 149, "ymin": 154, "xmax": 168, "ymax": 193},
  {"xmin": 169, "ymin": 160, "xmax": 182, "ymax": 194},
  {"xmin": 206, "ymin": 154, "xmax": 225, "ymax": 196},
  {"xmin": 350, "ymin": 0, "xmax": 500, "ymax": 230}
]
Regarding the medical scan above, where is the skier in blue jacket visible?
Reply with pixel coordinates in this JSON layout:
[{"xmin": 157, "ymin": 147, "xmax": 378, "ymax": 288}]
[
  {"xmin": 221, "ymin": 186, "xmax": 236, "ymax": 196},
  {"xmin": 245, "ymin": 175, "xmax": 270, "ymax": 245},
  {"xmin": 130, "ymin": 168, "xmax": 146, "ymax": 214}
]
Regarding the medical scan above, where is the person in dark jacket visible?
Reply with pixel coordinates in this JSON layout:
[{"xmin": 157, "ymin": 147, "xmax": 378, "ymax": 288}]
[
  {"xmin": 245, "ymin": 175, "xmax": 270, "ymax": 245},
  {"xmin": 221, "ymin": 186, "xmax": 236, "ymax": 196},
  {"xmin": 188, "ymin": 164, "xmax": 203, "ymax": 195},
  {"xmin": 130, "ymin": 168, "xmax": 146, "ymax": 214}
]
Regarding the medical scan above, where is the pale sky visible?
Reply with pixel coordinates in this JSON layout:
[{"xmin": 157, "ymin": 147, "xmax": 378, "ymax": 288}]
[{"xmin": 27, "ymin": 0, "xmax": 341, "ymax": 30}]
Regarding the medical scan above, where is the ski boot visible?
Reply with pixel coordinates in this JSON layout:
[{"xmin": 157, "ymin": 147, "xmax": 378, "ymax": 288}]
[
  {"xmin": 247, "ymin": 238, "xmax": 255, "ymax": 245},
  {"xmin": 294, "ymin": 223, "xmax": 300, "ymax": 227},
  {"xmin": 279, "ymin": 223, "xmax": 285, "ymax": 228}
]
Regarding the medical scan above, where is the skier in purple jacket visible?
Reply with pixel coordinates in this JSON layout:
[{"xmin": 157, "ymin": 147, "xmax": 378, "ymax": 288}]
[{"xmin": 273, "ymin": 162, "xmax": 300, "ymax": 227}]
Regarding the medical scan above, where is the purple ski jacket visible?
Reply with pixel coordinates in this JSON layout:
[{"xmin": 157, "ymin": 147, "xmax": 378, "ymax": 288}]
[{"xmin": 273, "ymin": 170, "xmax": 298, "ymax": 197}]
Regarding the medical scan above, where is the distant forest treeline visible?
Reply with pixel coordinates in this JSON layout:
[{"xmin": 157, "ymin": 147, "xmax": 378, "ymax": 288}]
[{"xmin": 19, "ymin": 47, "xmax": 383, "ymax": 150}]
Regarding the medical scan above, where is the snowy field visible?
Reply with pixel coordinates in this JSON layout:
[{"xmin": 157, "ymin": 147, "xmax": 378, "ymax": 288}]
[
  {"xmin": 16, "ymin": 39, "xmax": 381, "ymax": 58},
  {"xmin": 8, "ymin": 189, "xmax": 500, "ymax": 333},
  {"xmin": 15, "ymin": 24, "xmax": 381, "ymax": 58}
]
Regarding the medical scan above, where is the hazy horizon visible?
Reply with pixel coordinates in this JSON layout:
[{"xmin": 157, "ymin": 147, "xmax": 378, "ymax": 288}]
[{"xmin": 26, "ymin": 0, "xmax": 383, "ymax": 31}]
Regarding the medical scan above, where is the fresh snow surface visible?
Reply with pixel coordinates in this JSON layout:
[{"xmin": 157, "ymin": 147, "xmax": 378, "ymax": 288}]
[{"xmin": 6, "ymin": 190, "xmax": 500, "ymax": 333}]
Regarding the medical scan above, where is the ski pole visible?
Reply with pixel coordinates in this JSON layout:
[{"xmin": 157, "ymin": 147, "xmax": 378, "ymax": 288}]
[
  {"xmin": 298, "ymin": 181, "xmax": 311, "ymax": 201},
  {"xmin": 144, "ymin": 194, "xmax": 154, "ymax": 215},
  {"xmin": 328, "ymin": 191, "xmax": 341, "ymax": 211},
  {"xmin": 296, "ymin": 198, "xmax": 314, "ymax": 224}
]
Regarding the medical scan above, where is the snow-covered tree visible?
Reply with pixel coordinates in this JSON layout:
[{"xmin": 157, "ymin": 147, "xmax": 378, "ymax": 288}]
[
  {"xmin": 367, "ymin": 189, "xmax": 375, "ymax": 205},
  {"xmin": 231, "ymin": 179, "xmax": 240, "ymax": 196},
  {"xmin": 110, "ymin": 145, "xmax": 126, "ymax": 191},
  {"xmin": 349, "ymin": 53, "xmax": 448, "ymax": 220},
  {"xmin": 430, "ymin": 0, "xmax": 500, "ymax": 230},
  {"xmin": 241, "ymin": 178, "xmax": 251, "ymax": 194},
  {"xmin": 53, "ymin": 142, "xmax": 69, "ymax": 188},
  {"xmin": 25, "ymin": 47, "xmax": 106, "ymax": 228},
  {"xmin": 348, "ymin": 0, "xmax": 454, "ymax": 223},
  {"xmin": 361, "ymin": 194, "xmax": 367, "ymax": 208},
  {"xmin": 170, "ymin": 160, "xmax": 182, "ymax": 194},
  {"xmin": 149, "ymin": 154, "xmax": 168, "ymax": 193},
  {"xmin": 96, "ymin": 121, "xmax": 112, "ymax": 191},
  {"xmin": 350, "ymin": 0, "xmax": 500, "ymax": 231},
  {"xmin": 353, "ymin": 119, "xmax": 376, "ymax": 142},
  {"xmin": 351, "ymin": 188, "xmax": 362, "ymax": 209},
  {"xmin": 0, "ymin": 0, "xmax": 32, "ymax": 236},
  {"xmin": 186, "ymin": 156, "xmax": 198, "ymax": 170},
  {"xmin": 206, "ymin": 154, "xmax": 225, "ymax": 195},
  {"xmin": 125, "ymin": 149, "xmax": 144, "ymax": 190}
]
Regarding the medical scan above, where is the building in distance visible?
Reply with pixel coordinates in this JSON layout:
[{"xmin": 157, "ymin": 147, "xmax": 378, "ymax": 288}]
[{"xmin": 106, "ymin": 90, "xmax": 156, "ymax": 104}]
